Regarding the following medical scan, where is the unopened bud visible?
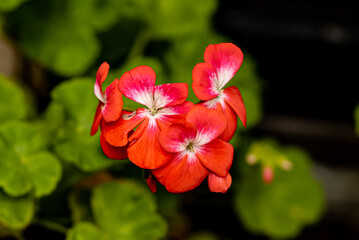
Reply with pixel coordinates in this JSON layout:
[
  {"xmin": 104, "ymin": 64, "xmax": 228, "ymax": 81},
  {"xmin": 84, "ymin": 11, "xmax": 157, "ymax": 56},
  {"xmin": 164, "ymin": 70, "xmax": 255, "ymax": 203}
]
[
  {"xmin": 246, "ymin": 154, "xmax": 257, "ymax": 165},
  {"xmin": 262, "ymin": 166, "xmax": 274, "ymax": 184},
  {"xmin": 280, "ymin": 159, "xmax": 293, "ymax": 171}
]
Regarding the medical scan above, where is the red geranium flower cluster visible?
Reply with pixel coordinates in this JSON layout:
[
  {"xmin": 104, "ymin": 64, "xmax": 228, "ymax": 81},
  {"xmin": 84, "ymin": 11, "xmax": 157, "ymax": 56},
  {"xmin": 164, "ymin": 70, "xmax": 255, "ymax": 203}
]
[{"xmin": 91, "ymin": 43, "xmax": 246, "ymax": 193}]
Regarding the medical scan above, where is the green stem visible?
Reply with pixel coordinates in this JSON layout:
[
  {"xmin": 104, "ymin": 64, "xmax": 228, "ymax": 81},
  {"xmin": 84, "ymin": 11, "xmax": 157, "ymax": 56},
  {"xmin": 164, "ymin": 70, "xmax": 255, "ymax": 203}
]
[
  {"xmin": 33, "ymin": 219, "xmax": 68, "ymax": 235},
  {"xmin": 127, "ymin": 27, "xmax": 152, "ymax": 60}
]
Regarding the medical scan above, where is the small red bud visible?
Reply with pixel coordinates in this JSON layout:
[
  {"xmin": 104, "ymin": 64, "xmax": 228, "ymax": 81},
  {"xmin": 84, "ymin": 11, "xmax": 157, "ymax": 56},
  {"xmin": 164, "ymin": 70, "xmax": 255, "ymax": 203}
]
[{"xmin": 262, "ymin": 166, "xmax": 274, "ymax": 184}]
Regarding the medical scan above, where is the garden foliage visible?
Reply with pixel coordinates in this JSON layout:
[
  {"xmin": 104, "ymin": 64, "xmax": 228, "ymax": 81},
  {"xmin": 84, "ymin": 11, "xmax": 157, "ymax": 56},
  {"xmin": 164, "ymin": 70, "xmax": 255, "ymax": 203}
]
[{"xmin": 0, "ymin": 0, "xmax": 324, "ymax": 239}]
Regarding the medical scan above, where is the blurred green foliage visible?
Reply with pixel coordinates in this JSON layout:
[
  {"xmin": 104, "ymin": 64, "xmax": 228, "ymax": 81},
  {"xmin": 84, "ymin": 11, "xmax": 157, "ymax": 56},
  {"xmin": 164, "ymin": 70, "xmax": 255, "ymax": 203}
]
[
  {"xmin": 354, "ymin": 104, "xmax": 359, "ymax": 136},
  {"xmin": 67, "ymin": 181, "xmax": 167, "ymax": 240},
  {"xmin": 0, "ymin": 0, "xmax": 325, "ymax": 239},
  {"xmin": 235, "ymin": 140, "xmax": 325, "ymax": 239}
]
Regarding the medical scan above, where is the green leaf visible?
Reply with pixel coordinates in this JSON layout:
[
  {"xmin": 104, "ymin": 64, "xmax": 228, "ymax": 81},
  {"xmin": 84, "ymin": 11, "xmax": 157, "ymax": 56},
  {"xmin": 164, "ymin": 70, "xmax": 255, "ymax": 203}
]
[
  {"xmin": 91, "ymin": 181, "xmax": 167, "ymax": 240},
  {"xmin": 67, "ymin": 0, "xmax": 121, "ymax": 32},
  {"xmin": 47, "ymin": 78, "xmax": 118, "ymax": 172},
  {"xmin": 0, "ymin": 121, "xmax": 62, "ymax": 197},
  {"xmin": 0, "ymin": 192, "xmax": 34, "ymax": 230},
  {"xmin": 0, "ymin": 0, "xmax": 28, "ymax": 12},
  {"xmin": 150, "ymin": 0, "xmax": 218, "ymax": 39},
  {"xmin": 9, "ymin": 2, "xmax": 100, "ymax": 77},
  {"xmin": 67, "ymin": 222, "xmax": 107, "ymax": 240},
  {"xmin": 0, "ymin": 74, "xmax": 29, "ymax": 124},
  {"xmin": 234, "ymin": 144, "xmax": 325, "ymax": 239},
  {"xmin": 67, "ymin": 181, "xmax": 167, "ymax": 240}
]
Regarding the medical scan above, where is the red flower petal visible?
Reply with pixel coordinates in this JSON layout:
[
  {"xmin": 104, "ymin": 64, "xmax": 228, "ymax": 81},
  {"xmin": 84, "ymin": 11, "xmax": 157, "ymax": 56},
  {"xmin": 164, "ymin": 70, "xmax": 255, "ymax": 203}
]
[
  {"xmin": 223, "ymin": 86, "xmax": 246, "ymax": 127},
  {"xmin": 94, "ymin": 62, "xmax": 109, "ymax": 103},
  {"xmin": 103, "ymin": 109, "xmax": 146, "ymax": 147},
  {"xmin": 102, "ymin": 79, "xmax": 123, "ymax": 122},
  {"xmin": 91, "ymin": 103, "xmax": 103, "ymax": 136},
  {"xmin": 127, "ymin": 120, "xmax": 172, "ymax": 169},
  {"xmin": 208, "ymin": 172, "xmax": 232, "ymax": 193},
  {"xmin": 145, "ymin": 173, "xmax": 157, "ymax": 193},
  {"xmin": 218, "ymin": 102, "xmax": 237, "ymax": 142},
  {"xmin": 154, "ymin": 83, "xmax": 188, "ymax": 108},
  {"xmin": 204, "ymin": 43, "xmax": 243, "ymax": 90},
  {"xmin": 155, "ymin": 101, "xmax": 194, "ymax": 130},
  {"xmin": 100, "ymin": 132, "xmax": 128, "ymax": 160},
  {"xmin": 186, "ymin": 106, "xmax": 227, "ymax": 145},
  {"xmin": 192, "ymin": 62, "xmax": 219, "ymax": 100},
  {"xmin": 159, "ymin": 123, "xmax": 197, "ymax": 153},
  {"xmin": 152, "ymin": 153, "xmax": 209, "ymax": 193},
  {"xmin": 118, "ymin": 66, "xmax": 156, "ymax": 108},
  {"xmin": 196, "ymin": 138, "xmax": 233, "ymax": 177}
]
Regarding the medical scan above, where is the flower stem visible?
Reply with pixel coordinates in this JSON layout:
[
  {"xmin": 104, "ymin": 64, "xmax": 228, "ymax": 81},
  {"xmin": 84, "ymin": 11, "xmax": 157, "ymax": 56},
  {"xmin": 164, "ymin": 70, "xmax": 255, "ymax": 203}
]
[{"xmin": 33, "ymin": 219, "xmax": 68, "ymax": 235}]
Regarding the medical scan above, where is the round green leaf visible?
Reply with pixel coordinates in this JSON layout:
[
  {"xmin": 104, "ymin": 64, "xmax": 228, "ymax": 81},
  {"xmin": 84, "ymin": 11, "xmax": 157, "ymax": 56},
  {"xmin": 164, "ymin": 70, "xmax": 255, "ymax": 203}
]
[
  {"xmin": 0, "ymin": 0, "xmax": 27, "ymax": 12},
  {"xmin": 91, "ymin": 181, "xmax": 167, "ymax": 240},
  {"xmin": 0, "ymin": 192, "xmax": 34, "ymax": 230},
  {"xmin": 67, "ymin": 222, "xmax": 107, "ymax": 240},
  {"xmin": 234, "ymin": 145, "xmax": 325, "ymax": 239},
  {"xmin": 0, "ymin": 121, "xmax": 62, "ymax": 197},
  {"xmin": 0, "ymin": 74, "xmax": 29, "ymax": 124}
]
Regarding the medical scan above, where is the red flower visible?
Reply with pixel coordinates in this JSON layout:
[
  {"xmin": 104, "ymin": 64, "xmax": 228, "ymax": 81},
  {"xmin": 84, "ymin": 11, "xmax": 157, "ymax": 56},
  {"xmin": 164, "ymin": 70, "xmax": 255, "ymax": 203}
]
[
  {"xmin": 91, "ymin": 62, "xmax": 123, "ymax": 135},
  {"xmin": 104, "ymin": 66, "xmax": 193, "ymax": 169},
  {"xmin": 152, "ymin": 106, "xmax": 234, "ymax": 193},
  {"xmin": 192, "ymin": 43, "xmax": 246, "ymax": 141}
]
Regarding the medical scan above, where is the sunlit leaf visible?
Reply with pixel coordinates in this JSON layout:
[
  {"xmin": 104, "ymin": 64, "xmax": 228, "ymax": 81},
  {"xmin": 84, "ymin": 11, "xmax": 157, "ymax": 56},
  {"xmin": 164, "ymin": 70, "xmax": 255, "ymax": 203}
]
[
  {"xmin": 234, "ymin": 143, "xmax": 325, "ymax": 239},
  {"xmin": 0, "ymin": 0, "xmax": 27, "ymax": 12},
  {"xmin": 0, "ymin": 192, "xmax": 34, "ymax": 230},
  {"xmin": 0, "ymin": 121, "xmax": 62, "ymax": 198},
  {"xmin": 91, "ymin": 181, "xmax": 167, "ymax": 240},
  {"xmin": 0, "ymin": 74, "xmax": 29, "ymax": 124},
  {"xmin": 47, "ymin": 78, "xmax": 120, "ymax": 172},
  {"xmin": 66, "ymin": 222, "xmax": 106, "ymax": 240}
]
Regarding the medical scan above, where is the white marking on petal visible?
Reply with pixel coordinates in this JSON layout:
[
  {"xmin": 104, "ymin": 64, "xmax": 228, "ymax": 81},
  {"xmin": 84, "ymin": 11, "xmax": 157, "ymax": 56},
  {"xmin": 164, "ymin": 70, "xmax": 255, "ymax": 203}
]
[
  {"xmin": 153, "ymin": 85, "xmax": 172, "ymax": 109},
  {"xmin": 94, "ymin": 82, "xmax": 106, "ymax": 103},
  {"xmin": 203, "ymin": 92, "xmax": 226, "ymax": 109},
  {"xmin": 216, "ymin": 66, "xmax": 235, "ymax": 90},
  {"xmin": 127, "ymin": 88, "xmax": 154, "ymax": 109},
  {"xmin": 122, "ymin": 110, "xmax": 137, "ymax": 120}
]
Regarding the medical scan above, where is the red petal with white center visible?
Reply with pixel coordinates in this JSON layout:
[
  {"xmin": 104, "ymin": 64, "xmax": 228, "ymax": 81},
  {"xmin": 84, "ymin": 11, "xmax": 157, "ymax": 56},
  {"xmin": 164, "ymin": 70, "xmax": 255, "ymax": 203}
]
[
  {"xmin": 218, "ymin": 102, "xmax": 238, "ymax": 142},
  {"xmin": 196, "ymin": 138, "xmax": 233, "ymax": 177},
  {"xmin": 103, "ymin": 109, "xmax": 146, "ymax": 147},
  {"xmin": 94, "ymin": 62, "xmax": 109, "ymax": 103},
  {"xmin": 154, "ymin": 83, "xmax": 188, "ymax": 108},
  {"xmin": 159, "ymin": 123, "xmax": 197, "ymax": 153},
  {"xmin": 100, "ymin": 132, "xmax": 128, "ymax": 160},
  {"xmin": 204, "ymin": 43, "xmax": 243, "ymax": 90},
  {"xmin": 155, "ymin": 101, "xmax": 194, "ymax": 130},
  {"xmin": 223, "ymin": 86, "xmax": 246, "ymax": 127},
  {"xmin": 152, "ymin": 153, "xmax": 209, "ymax": 193},
  {"xmin": 127, "ymin": 120, "xmax": 172, "ymax": 169},
  {"xmin": 186, "ymin": 106, "xmax": 227, "ymax": 145},
  {"xmin": 118, "ymin": 66, "xmax": 155, "ymax": 108},
  {"xmin": 192, "ymin": 62, "xmax": 219, "ymax": 100},
  {"xmin": 91, "ymin": 103, "xmax": 103, "ymax": 136},
  {"xmin": 208, "ymin": 172, "xmax": 232, "ymax": 193},
  {"xmin": 102, "ymin": 79, "xmax": 123, "ymax": 122}
]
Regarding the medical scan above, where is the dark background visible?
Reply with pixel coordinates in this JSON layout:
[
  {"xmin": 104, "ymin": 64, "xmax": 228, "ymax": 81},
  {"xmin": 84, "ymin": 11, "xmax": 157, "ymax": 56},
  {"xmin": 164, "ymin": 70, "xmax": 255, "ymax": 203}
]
[{"xmin": 185, "ymin": 1, "xmax": 359, "ymax": 239}]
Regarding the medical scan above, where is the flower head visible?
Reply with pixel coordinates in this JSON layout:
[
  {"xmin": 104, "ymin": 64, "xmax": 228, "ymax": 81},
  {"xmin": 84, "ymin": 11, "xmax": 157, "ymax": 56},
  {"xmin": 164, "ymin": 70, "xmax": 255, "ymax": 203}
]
[
  {"xmin": 152, "ymin": 106, "xmax": 234, "ymax": 193},
  {"xmin": 104, "ymin": 65, "xmax": 193, "ymax": 169}
]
